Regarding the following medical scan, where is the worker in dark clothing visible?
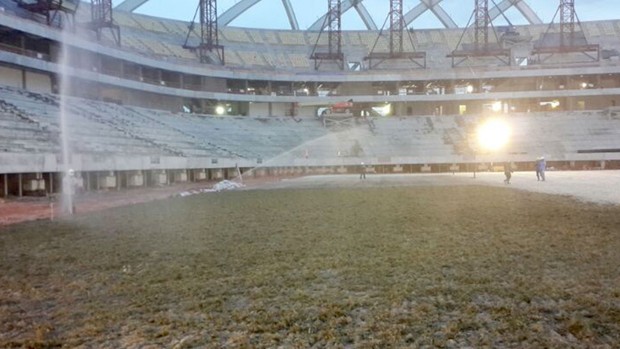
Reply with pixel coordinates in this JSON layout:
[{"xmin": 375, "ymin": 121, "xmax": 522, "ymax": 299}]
[
  {"xmin": 359, "ymin": 162, "xmax": 366, "ymax": 180},
  {"xmin": 503, "ymin": 162, "xmax": 513, "ymax": 184}
]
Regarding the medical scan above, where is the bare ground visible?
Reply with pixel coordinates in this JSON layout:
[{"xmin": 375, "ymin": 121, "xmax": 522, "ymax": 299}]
[{"xmin": 1, "ymin": 183, "xmax": 619, "ymax": 348}]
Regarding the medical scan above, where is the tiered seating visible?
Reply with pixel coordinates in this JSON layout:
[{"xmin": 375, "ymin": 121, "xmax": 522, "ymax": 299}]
[
  {"xmin": 112, "ymin": 12, "xmax": 143, "ymax": 30},
  {"xmin": 2, "ymin": 85, "xmax": 620, "ymax": 163},
  {"xmin": 237, "ymin": 51, "xmax": 266, "ymax": 66},
  {"xmin": 600, "ymin": 22, "xmax": 616, "ymax": 36},
  {"xmin": 279, "ymin": 32, "xmax": 306, "ymax": 46},
  {"xmin": 262, "ymin": 31, "xmax": 280, "ymax": 44},
  {"xmin": 133, "ymin": 15, "xmax": 169, "ymax": 34},
  {"xmin": 413, "ymin": 31, "xmax": 428, "ymax": 46},
  {"xmin": 263, "ymin": 52, "xmax": 290, "ymax": 68},
  {"xmin": 221, "ymin": 29, "xmax": 252, "ymax": 43},
  {"xmin": 344, "ymin": 32, "xmax": 361, "ymax": 46},
  {"xmin": 223, "ymin": 51, "xmax": 244, "ymax": 66},
  {"xmin": 0, "ymin": 110, "xmax": 57, "ymax": 153},
  {"xmin": 79, "ymin": 101, "xmax": 223, "ymax": 157},
  {"xmin": 159, "ymin": 20, "xmax": 189, "ymax": 37},
  {"xmin": 121, "ymin": 36, "xmax": 152, "ymax": 54},
  {"xmin": 0, "ymin": 86, "xmax": 167, "ymax": 156},
  {"xmin": 289, "ymin": 54, "xmax": 311, "ymax": 68},
  {"xmin": 159, "ymin": 41, "xmax": 197, "ymax": 60},
  {"xmin": 583, "ymin": 22, "xmax": 600, "ymax": 37},
  {"xmin": 307, "ymin": 33, "xmax": 328, "ymax": 46},
  {"xmin": 443, "ymin": 29, "xmax": 462, "ymax": 50},
  {"xmin": 248, "ymin": 31, "xmax": 265, "ymax": 44}
]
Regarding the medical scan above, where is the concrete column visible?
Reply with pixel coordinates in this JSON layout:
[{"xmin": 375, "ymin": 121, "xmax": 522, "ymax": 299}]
[
  {"xmin": 117, "ymin": 172, "xmax": 122, "ymax": 191},
  {"xmin": 49, "ymin": 173, "xmax": 54, "ymax": 194},
  {"xmin": 3, "ymin": 174, "xmax": 7, "ymax": 197},
  {"xmin": 18, "ymin": 173, "xmax": 23, "ymax": 197},
  {"xmin": 86, "ymin": 172, "xmax": 91, "ymax": 191}
]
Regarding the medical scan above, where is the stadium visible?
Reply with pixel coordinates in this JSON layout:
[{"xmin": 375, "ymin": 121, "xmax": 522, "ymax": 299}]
[{"xmin": 1, "ymin": 0, "xmax": 620, "ymax": 347}]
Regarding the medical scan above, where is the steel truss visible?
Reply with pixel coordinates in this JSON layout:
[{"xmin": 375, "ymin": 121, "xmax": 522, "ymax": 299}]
[
  {"xmin": 364, "ymin": 0, "xmax": 426, "ymax": 69},
  {"xmin": 89, "ymin": 0, "xmax": 121, "ymax": 46},
  {"xmin": 532, "ymin": 0, "xmax": 599, "ymax": 63},
  {"xmin": 447, "ymin": 0, "xmax": 510, "ymax": 67},
  {"xmin": 310, "ymin": 0, "xmax": 344, "ymax": 70},
  {"xmin": 183, "ymin": 0, "xmax": 225, "ymax": 64},
  {"xmin": 14, "ymin": 0, "xmax": 79, "ymax": 28}
]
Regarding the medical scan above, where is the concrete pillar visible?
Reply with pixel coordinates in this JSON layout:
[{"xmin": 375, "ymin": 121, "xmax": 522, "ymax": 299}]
[
  {"xmin": 3, "ymin": 173, "xmax": 7, "ymax": 197},
  {"xmin": 117, "ymin": 171, "xmax": 122, "ymax": 191},
  {"xmin": 49, "ymin": 173, "xmax": 54, "ymax": 194},
  {"xmin": 86, "ymin": 172, "xmax": 91, "ymax": 191},
  {"xmin": 18, "ymin": 173, "xmax": 23, "ymax": 197}
]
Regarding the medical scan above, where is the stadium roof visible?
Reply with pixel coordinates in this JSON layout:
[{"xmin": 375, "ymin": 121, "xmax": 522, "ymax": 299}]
[{"xmin": 112, "ymin": 0, "xmax": 620, "ymax": 31}]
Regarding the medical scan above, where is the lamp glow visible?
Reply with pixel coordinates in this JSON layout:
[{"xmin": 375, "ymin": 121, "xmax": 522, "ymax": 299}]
[
  {"xmin": 215, "ymin": 105, "xmax": 226, "ymax": 115},
  {"xmin": 477, "ymin": 118, "xmax": 511, "ymax": 151}
]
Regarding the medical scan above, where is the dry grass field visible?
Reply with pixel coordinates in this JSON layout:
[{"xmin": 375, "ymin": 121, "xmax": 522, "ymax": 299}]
[{"xmin": 1, "ymin": 185, "xmax": 619, "ymax": 348}]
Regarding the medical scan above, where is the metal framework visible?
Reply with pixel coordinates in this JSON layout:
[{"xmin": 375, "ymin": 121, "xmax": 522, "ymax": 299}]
[
  {"xmin": 310, "ymin": 0, "xmax": 344, "ymax": 70},
  {"xmin": 183, "ymin": 0, "xmax": 225, "ymax": 64},
  {"xmin": 560, "ymin": 0, "xmax": 575, "ymax": 47},
  {"xmin": 447, "ymin": 0, "xmax": 510, "ymax": 67},
  {"xmin": 89, "ymin": 0, "xmax": 121, "ymax": 46},
  {"xmin": 474, "ymin": 0, "xmax": 489, "ymax": 50},
  {"xmin": 364, "ymin": 0, "xmax": 426, "ymax": 69},
  {"xmin": 390, "ymin": 0, "xmax": 403, "ymax": 54},
  {"xmin": 114, "ymin": 0, "xmax": 543, "ymax": 31},
  {"xmin": 532, "ymin": 0, "xmax": 599, "ymax": 63},
  {"xmin": 14, "ymin": 0, "xmax": 79, "ymax": 28}
]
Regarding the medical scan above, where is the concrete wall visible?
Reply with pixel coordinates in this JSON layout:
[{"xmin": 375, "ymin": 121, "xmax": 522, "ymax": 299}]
[
  {"xmin": 0, "ymin": 65, "xmax": 22, "ymax": 88},
  {"xmin": 24, "ymin": 71, "xmax": 51, "ymax": 93},
  {"xmin": 249, "ymin": 102, "xmax": 270, "ymax": 117}
]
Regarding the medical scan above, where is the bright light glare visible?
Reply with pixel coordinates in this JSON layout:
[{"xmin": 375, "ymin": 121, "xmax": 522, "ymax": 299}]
[
  {"xmin": 215, "ymin": 105, "xmax": 225, "ymax": 115},
  {"xmin": 491, "ymin": 101, "xmax": 502, "ymax": 112},
  {"xmin": 477, "ymin": 119, "xmax": 511, "ymax": 151},
  {"xmin": 372, "ymin": 104, "xmax": 391, "ymax": 116}
]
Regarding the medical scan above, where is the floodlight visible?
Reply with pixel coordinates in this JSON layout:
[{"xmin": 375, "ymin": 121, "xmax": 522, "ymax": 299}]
[
  {"xmin": 215, "ymin": 105, "xmax": 226, "ymax": 115},
  {"xmin": 491, "ymin": 101, "xmax": 502, "ymax": 112},
  {"xmin": 477, "ymin": 118, "xmax": 511, "ymax": 151}
]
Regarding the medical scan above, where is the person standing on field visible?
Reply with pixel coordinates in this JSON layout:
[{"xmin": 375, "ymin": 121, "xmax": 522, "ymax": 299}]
[
  {"xmin": 504, "ymin": 162, "xmax": 513, "ymax": 184},
  {"xmin": 536, "ymin": 157, "xmax": 546, "ymax": 181}
]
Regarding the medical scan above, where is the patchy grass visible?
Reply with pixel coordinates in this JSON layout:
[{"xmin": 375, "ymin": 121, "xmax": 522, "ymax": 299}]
[{"xmin": 1, "ymin": 186, "xmax": 619, "ymax": 348}]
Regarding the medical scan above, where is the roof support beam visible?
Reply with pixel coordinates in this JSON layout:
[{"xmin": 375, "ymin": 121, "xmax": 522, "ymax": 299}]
[
  {"xmin": 309, "ymin": 0, "xmax": 365, "ymax": 31},
  {"xmin": 353, "ymin": 1, "xmax": 377, "ymax": 30},
  {"xmin": 281, "ymin": 0, "xmax": 299, "ymax": 30},
  {"xmin": 488, "ymin": 0, "xmax": 542, "ymax": 24},
  {"xmin": 218, "ymin": 0, "xmax": 261, "ymax": 26},
  {"xmin": 513, "ymin": 0, "xmax": 542, "ymax": 24},
  {"xmin": 403, "ymin": 0, "xmax": 457, "ymax": 29},
  {"xmin": 114, "ymin": 0, "xmax": 149, "ymax": 12}
]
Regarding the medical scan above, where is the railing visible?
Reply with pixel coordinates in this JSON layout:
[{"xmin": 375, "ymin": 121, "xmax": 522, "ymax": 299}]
[{"xmin": 0, "ymin": 42, "xmax": 50, "ymax": 61}]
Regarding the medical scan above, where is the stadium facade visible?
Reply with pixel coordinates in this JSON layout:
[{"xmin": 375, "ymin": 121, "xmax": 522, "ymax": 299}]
[{"xmin": 1, "ymin": 0, "xmax": 620, "ymax": 197}]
